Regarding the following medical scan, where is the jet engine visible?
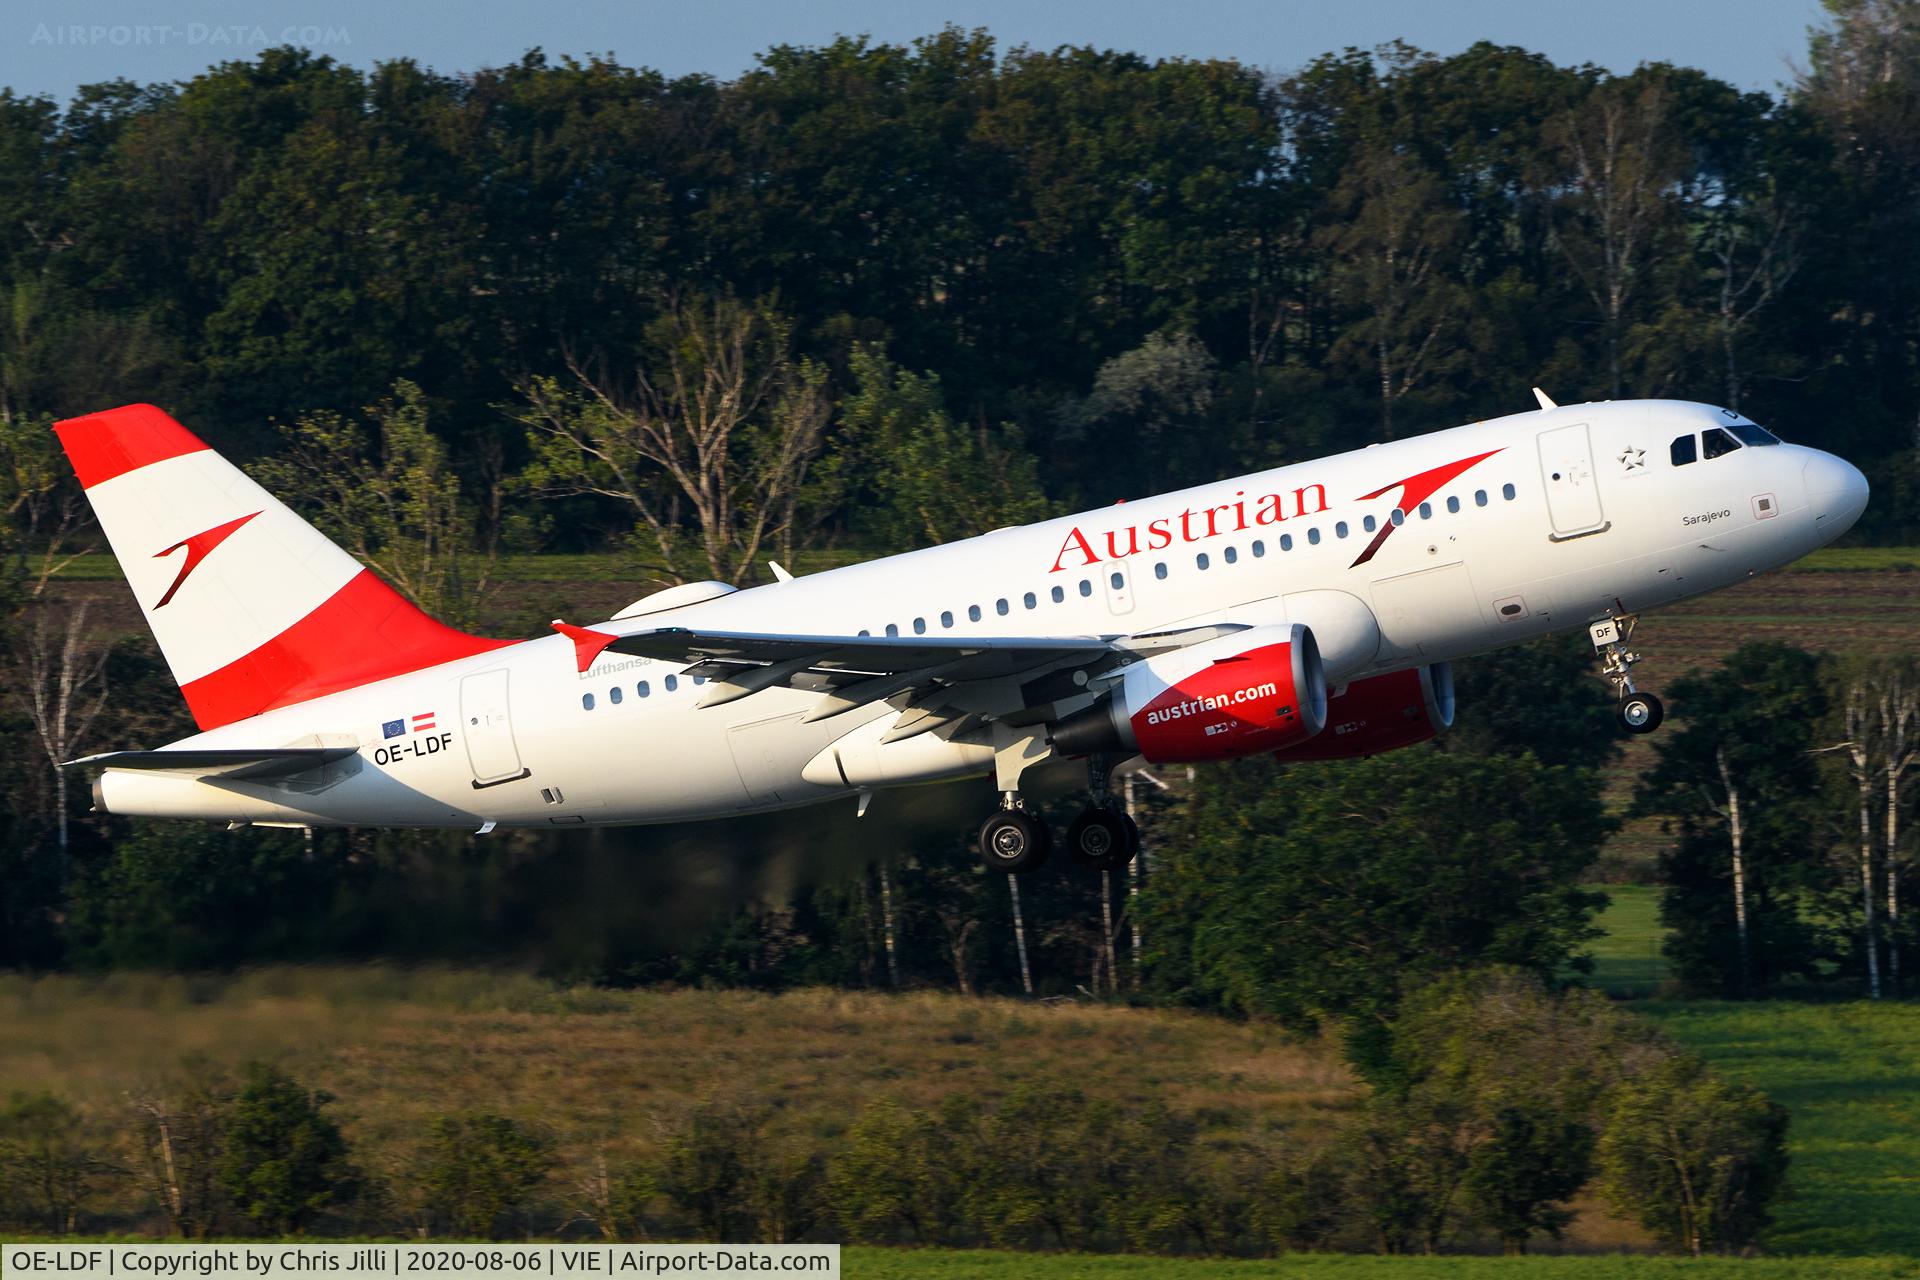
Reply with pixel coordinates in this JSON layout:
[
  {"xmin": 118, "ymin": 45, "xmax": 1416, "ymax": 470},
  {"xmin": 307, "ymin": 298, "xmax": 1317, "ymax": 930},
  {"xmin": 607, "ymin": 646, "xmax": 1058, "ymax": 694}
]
[
  {"xmin": 1050, "ymin": 624, "xmax": 1327, "ymax": 763},
  {"xmin": 1271, "ymin": 663, "xmax": 1454, "ymax": 761}
]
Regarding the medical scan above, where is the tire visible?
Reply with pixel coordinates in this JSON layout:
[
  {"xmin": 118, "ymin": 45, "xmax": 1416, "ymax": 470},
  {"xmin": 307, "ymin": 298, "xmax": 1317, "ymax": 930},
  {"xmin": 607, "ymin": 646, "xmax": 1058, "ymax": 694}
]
[
  {"xmin": 1618, "ymin": 692, "xmax": 1664, "ymax": 734},
  {"xmin": 1066, "ymin": 808, "xmax": 1135, "ymax": 869},
  {"xmin": 1118, "ymin": 810, "xmax": 1141, "ymax": 862},
  {"xmin": 979, "ymin": 809, "xmax": 1051, "ymax": 874}
]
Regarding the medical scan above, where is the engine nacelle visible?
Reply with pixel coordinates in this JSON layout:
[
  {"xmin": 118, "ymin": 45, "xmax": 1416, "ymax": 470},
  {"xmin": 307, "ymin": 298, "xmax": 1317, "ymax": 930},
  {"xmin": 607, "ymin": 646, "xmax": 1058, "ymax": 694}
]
[
  {"xmin": 1050, "ymin": 624, "xmax": 1328, "ymax": 763},
  {"xmin": 1271, "ymin": 663, "xmax": 1454, "ymax": 762}
]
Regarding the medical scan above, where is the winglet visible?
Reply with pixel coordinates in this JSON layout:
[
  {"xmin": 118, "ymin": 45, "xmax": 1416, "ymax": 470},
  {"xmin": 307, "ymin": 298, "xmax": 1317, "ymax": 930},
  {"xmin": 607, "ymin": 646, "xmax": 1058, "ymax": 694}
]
[
  {"xmin": 1532, "ymin": 387, "xmax": 1558, "ymax": 411},
  {"xmin": 552, "ymin": 620, "xmax": 619, "ymax": 672},
  {"xmin": 769, "ymin": 561, "xmax": 794, "ymax": 582}
]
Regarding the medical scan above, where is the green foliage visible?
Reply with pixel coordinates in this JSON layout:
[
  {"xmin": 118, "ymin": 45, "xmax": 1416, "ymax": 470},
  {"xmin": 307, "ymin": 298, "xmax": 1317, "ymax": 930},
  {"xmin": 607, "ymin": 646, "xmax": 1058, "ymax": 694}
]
[
  {"xmin": 1596, "ymin": 1053, "xmax": 1791, "ymax": 1256},
  {"xmin": 250, "ymin": 380, "xmax": 491, "ymax": 626},
  {"xmin": 1635, "ymin": 642, "xmax": 1833, "ymax": 994},
  {"xmin": 1445, "ymin": 633, "xmax": 1622, "ymax": 771},
  {"xmin": 418, "ymin": 1112, "xmax": 552, "ymax": 1240},
  {"xmin": 842, "ymin": 346, "xmax": 1050, "ymax": 550},
  {"xmin": 0, "ymin": 1093, "xmax": 115, "ymax": 1233},
  {"xmin": 1141, "ymin": 750, "xmax": 1608, "ymax": 1030},
  {"xmin": 216, "ymin": 1063, "xmax": 357, "ymax": 1234}
]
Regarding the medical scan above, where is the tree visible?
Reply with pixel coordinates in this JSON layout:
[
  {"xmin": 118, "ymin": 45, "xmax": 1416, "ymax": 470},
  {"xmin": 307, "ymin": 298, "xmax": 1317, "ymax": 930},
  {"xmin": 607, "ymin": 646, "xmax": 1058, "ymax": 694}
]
[
  {"xmin": 842, "ymin": 346, "xmax": 1050, "ymax": 551},
  {"xmin": 1444, "ymin": 632, "xmax": 1624, "ymax": 770},
  {"xmin": 419, "ymin": 1113, "xmax": 551, "ymax": 1239},
  {"xmin": 1549, "ymin": 72, "xmax": 1688, "ymax": 397},
  {"xmin": 128, "ymin": 1071, "xmax": 233, "ymax": 1238},
  {"xmin": 216, "ymin": 1063, "xmax": 358, "ymax": 1234},
  {"xmin": 250, "ymin": 380, "xmax": 492, "ymax": 626},
  {"xmin": 0, "ymin": 1094, "xmax": 116, "ymax": 1234},
  {"xmin": 518, "ymin": 294, "xmax": 833, "ymax": 584},
  {"xmin": 1636, "ymin": 643, "xmax": 1831, "ymax": 996},
  {"xmin": 1596, "ymin": 1054, "xmax": 1790, "ymax": 1255},
  {"xmin": 1141, "ymin": 749, "xmax": 1608, "ymax": 1041},
  {"xmin": 656, "ymin": 1100, "xmax": 758, "ymax": 1242},
  {"xmin": 10, "ymin": 600, "xmax": 110, "ymax": 867}
]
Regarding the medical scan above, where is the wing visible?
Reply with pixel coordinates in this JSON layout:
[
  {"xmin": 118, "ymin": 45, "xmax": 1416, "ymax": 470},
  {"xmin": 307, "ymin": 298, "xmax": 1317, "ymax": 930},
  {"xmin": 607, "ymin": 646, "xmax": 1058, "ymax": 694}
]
[{"xmin": 557, "ymin": 620, "xmax": 1246, "ymax": 738}]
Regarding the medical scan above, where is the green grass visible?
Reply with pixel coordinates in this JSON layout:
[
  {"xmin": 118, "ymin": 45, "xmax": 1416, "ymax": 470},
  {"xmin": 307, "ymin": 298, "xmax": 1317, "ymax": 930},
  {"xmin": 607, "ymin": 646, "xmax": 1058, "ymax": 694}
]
[
  {"xmin": 1581, "ymin": 885, "xmax": 1669, "ymax": 997},
  {"xmin": 1793, "ymin": 546, "xmax": 1920, "ymax": 572},
  {"xmin": 840, "ymin": 1249, "xmax": 1920, "ymax": 1277},
  {"xmin": 1642, "ymin": 1000, "xmax": 1920, "ymax": 1257}
]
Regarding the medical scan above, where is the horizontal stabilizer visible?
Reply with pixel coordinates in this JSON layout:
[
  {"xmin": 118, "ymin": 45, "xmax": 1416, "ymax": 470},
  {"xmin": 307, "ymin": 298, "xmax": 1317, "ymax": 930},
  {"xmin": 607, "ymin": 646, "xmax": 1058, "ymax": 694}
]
[{"xmin": 63, "ymin": 745, "xmax": 357, "ymax": 780}]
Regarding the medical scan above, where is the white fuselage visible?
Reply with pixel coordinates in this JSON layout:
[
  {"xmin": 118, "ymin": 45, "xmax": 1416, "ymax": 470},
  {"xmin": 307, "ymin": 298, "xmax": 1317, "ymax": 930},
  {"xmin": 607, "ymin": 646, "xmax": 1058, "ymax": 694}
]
[{"xmin": 97, "ymin": 399, "xmax": 1868, "ymax": 829}]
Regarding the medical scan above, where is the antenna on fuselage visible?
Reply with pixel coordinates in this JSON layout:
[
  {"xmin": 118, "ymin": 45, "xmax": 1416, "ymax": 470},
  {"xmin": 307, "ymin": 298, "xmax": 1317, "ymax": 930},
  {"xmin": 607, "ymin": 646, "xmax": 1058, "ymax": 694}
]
[{"xmin": 1532, "ymin": 387, "xmax": 1558, "ymax": 411}]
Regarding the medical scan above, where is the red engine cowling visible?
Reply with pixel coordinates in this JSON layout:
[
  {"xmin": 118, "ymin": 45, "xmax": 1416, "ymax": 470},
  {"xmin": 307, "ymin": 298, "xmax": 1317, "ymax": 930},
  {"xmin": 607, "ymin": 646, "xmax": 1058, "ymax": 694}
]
[
  {"xmin": 1050, "ymin": 624, "xmax": 1328, "ymax": 763},
  {"xmin": 1271, "ymin": 663, "xmax": 1454, "ymax": 761}
]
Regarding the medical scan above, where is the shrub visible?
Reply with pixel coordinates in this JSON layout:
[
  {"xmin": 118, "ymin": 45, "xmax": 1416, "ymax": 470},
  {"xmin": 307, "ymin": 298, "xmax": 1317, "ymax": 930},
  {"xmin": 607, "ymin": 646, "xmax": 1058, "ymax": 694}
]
[
  {"xmin": 420, "ymin": 1113, "xmax": 552, "ymax": 1239},
  {"xmin": 217, "ymin": 1063, "xmax": 358, "ymax": 1234}
]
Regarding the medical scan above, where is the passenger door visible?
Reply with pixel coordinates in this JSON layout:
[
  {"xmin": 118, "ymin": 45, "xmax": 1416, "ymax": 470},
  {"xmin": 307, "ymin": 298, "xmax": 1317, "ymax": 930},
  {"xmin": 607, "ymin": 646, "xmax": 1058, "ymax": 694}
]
[{"xmin": 1536, "ymin": 422, "xmax": 1608, "ymax": 539}]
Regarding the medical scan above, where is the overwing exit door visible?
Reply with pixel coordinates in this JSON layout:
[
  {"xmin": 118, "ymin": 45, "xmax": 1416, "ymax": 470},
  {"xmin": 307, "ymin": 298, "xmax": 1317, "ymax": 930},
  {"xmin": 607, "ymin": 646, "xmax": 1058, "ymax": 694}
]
[
  {"xmin": 460, "ymin": 669, "xmax": 528, "ymax": 787},
  {"xmin": 1536, "ymin": 422, "xmax": 1608, "ymax": 539}
]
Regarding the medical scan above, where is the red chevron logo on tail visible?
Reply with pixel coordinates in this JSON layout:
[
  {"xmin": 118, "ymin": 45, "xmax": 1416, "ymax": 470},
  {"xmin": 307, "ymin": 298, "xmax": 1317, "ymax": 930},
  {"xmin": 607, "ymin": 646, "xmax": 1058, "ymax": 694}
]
[{"xmin": 152, "ymin": 511, "xmax": 261, "ymax": 608}]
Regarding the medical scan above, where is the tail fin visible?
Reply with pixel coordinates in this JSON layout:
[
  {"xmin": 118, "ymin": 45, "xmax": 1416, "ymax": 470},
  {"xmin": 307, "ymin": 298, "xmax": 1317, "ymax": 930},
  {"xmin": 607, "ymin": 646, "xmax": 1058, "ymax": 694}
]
[{"xmin": 55, "ymin": 404, "xmax": 512, "ymax": 730}]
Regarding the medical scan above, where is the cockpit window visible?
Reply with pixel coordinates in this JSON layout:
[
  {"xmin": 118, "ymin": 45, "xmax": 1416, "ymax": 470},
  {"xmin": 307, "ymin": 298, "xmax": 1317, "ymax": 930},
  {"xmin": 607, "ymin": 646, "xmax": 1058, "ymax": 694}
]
[
  {"xmin": 1670, "ymin": 435, "xmax": 1697, "ymax": 466},
  {"xmin": 1728, "ymin": 422, "xmax": 1780, "ymax": 446},
  {"xmin": 1702, "ymin": 427, "xmax": 1742, "ymax": 460}
]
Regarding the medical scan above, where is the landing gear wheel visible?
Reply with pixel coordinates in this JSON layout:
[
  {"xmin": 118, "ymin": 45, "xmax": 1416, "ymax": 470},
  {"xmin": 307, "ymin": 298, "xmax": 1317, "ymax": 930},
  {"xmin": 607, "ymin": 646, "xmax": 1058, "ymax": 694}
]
[
  {"xmin": 1118, "ymin": 810, "xmax": 1141, "ymax": 862},
  {"xmin": 979, "ymin": 809, "xmax": 1051, "ymax": 874},
  {"xmin": 1618, "ymin": 692, "xmax": 1664, "ymax": 734},
  {"xmin": 1065, "ymin": 808, "xmax": 1135, "ymax": 869}
]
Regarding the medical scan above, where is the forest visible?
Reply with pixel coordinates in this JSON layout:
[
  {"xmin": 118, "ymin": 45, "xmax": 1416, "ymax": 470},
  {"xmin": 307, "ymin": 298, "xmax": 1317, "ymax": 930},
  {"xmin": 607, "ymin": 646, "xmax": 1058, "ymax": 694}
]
[{"xmin": 3, "ymin": 0, "xmax": 1920, "ymax": 1258}]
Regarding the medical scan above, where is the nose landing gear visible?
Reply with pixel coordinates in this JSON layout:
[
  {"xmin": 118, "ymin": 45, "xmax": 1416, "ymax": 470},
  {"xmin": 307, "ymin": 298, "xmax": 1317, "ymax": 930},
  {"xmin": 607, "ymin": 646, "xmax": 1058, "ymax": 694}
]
[{"xmin": 1591, "ymin": 614, "xmax": 1664, "ymax": 734}]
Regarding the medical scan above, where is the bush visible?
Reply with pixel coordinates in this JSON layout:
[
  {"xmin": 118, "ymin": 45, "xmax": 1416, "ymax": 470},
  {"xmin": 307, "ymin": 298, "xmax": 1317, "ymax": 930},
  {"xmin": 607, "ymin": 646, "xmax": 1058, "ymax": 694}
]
[
  {"xmin": 0, "ymin": 1094, "xmax": 116, "ymax": 1233},
  {"xmin": 420, "ymin": 1113, "xmax": 552, "ymax": 1239},
  {"xmin": 217, "ymin": 1063, "xmax": 358, "ymax": 1234},
  {"xmin": 1597, "ymin": 1054, "xmax": 1791, "ymax": 1255}
]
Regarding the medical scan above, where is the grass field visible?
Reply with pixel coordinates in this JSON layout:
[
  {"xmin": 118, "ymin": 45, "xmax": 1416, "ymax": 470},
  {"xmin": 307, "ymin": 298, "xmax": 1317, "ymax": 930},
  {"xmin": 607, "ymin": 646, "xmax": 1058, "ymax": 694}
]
[{"xmin": 1581, "ymin": 885, "xmax": 1669, "ymax": 997}]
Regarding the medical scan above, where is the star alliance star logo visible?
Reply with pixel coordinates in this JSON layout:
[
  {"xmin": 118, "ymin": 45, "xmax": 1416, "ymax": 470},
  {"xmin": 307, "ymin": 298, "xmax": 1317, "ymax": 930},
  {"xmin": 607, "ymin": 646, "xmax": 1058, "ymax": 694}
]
[{"xmin": 1619, "ymin": 447, "xmax": 1647, "ymax": 471}]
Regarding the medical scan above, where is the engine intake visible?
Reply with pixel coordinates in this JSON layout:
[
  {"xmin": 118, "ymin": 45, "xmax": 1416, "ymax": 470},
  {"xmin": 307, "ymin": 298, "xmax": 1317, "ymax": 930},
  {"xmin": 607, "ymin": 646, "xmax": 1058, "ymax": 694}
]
[
  {"xmin": 1271, "ymin": 662, "xmax": 1454, "ymax": 761},
  {"xmin": 1051, "ymin": 624, "xmax": 1328, "ymax": 763}
]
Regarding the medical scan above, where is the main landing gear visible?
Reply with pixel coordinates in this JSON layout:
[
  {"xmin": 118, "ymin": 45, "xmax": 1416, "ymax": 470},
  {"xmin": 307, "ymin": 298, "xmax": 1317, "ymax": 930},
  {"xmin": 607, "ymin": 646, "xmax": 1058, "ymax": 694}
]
[
  {"xmin": 1591, "ymin": 614, "xmax": 1664, "ymax": 735},
  {"xmin": 976, "ymin": 754, "xmax": 1141, "ymax": 875}
]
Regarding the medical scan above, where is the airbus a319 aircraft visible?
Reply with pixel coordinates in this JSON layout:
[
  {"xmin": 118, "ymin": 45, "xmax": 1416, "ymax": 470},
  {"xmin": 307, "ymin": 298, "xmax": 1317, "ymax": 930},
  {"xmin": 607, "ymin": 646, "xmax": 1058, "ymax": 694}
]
[{"xmin": 58, "ymin": 393, "xmax": 1868, "ymax": 873}]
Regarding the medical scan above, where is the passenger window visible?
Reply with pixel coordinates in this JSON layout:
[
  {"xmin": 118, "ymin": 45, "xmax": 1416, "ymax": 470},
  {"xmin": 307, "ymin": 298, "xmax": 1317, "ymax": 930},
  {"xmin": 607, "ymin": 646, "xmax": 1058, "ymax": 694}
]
[
  {"xmin": 941, "ymin": 610, "xmax": 954, "ymax": 628},
  {"xmin": 692, "ymin": 675, "xmax": 704, "ymax": 685},
  {"xmin": 996, "ymin": 599, "xmax": 1009, "ymax": 616},
  {"xmin": 1051, "ymin": 585, "xmax": 1065, "ymax": 603},
  {"xmin": 1196, "ymin": 552, "xmax": 1211, "ymax": 569},
  {"xmin": 609, "ymin": 686, "xmax": 623, "ymax": 705},
  {"xmin": 1334, "ymin": 521, "xmax": 1348, "ymax": 539},
  {"xmin": 1391, "ymin": 508, "xmax": 1406, "ymax": 526},
  {"xmin": 1110, "ymin": 571, "xmax": 1124, "ymax": 588},
  {"xmin": 1474, "ymin": 489, "xmax": 1488, "ymax": 507},
  {"xmin": 1703, "ymin": 427, "xmax": 1741, "ymax": 460},
  {"xmin": 582, "ymin": 693, "xmax": 595, "ymax": 710},
  {"xmin": 913, "ymin": 617, "xmax": 926, "ymax": 634},
  {"xmin": 1308, "ymin": 527, "xmax": 1321, "ymax": 545},
  {"xmin": 665, "ymin": 674, "xmax": 678, "ymax": 692},
  {"xmin": 1154, "ymin": 562, "xmax": 1168, "ymax": 579},
  {"xmin": 858, "ymin": 629, "xmax": 870, "ymax": 637},
  {"xmin": 1502, "ymin": 483, "xmax": 1517, "ymax": 500},
  {"xmin": 885, "ymin": 623, "xmax": 899, "ymax": 637},
  {"xmin": 1079, "ymin": 578, "xmax": 1093, "ymax": 596},
  {"xmin": 1363, "ymin": 515, "xmax": 1376, "ymax": 532},
  {"xmin": 1446, "ymin": 496, "xmax": 1460, "ymax": 514},
  {"xmin": 1252, "ymin": 540, "xmax": 1265, "ymax": 557},
  {"xmin": 637, "ymin": 681, "xmax": 649, "ymax": 697},
  {"xmin": 1280, "ymin": 534, "xmax": 1293, "ymax": 551},
  {"xmin": 1224, "ymin": 546, "xmax": 1238, "ymax": 564},
  {"xmin": 968, "ymin": 604, "xmax": 981, "ymax": 622},
  {"xmin": 1024, "ymin": 591, "xmax": 1037, "ymax": 609},
  {"xmin": 1418, "ymin": 502, "xmax": 1432, "ymax": 519}
]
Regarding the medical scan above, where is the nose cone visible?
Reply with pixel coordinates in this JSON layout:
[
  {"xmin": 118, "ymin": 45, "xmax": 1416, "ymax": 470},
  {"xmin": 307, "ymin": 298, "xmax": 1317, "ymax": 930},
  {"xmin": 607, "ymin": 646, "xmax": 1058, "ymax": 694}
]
[{"xmin": 1805, "ymin": 451, "xmax": 1870, "ymax": 541}]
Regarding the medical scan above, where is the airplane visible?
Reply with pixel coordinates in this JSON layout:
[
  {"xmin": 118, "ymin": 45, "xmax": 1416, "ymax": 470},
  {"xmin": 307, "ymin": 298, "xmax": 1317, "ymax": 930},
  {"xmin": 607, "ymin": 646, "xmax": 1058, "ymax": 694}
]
[{"xmin": 55, "ymin": 393, "xmax": 1868, "ymax": 873}]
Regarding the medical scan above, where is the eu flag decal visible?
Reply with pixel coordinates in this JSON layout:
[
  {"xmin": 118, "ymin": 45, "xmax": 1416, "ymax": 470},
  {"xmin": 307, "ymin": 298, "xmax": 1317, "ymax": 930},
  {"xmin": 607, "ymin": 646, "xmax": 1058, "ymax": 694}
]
[{"xmin": 382, "ymin": 719, "xmax": 405, "ymax": 739}]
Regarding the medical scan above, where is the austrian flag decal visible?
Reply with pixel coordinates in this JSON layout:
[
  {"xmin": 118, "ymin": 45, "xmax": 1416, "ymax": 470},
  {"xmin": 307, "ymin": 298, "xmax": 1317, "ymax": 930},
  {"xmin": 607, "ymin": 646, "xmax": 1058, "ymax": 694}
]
[{"xmin": 382, "ymin": 713, "xmax": 437, "ymax": 739}]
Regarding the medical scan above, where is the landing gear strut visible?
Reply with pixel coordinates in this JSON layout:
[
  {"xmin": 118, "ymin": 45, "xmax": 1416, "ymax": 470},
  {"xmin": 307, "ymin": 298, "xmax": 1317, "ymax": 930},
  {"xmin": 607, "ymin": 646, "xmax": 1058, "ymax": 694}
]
[{"xmin": 1591, "ymin": 614, "xmax": 1664, "ymax": 735}]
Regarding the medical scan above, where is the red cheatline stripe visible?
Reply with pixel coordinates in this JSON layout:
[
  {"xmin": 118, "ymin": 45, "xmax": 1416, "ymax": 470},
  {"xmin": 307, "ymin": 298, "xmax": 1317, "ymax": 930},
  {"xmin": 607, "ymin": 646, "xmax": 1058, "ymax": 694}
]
[
  {"xmin": 53, "ymin": 404, "xmax": 211, "ymax": 489},
  {"xmin": 178, "ymin": 568, "xmax": 516, "ymax": 730}
]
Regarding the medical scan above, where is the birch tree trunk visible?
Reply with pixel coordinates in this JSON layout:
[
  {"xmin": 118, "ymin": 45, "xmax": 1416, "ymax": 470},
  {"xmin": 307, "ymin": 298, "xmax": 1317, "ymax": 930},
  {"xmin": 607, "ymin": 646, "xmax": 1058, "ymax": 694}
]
[
  {"xmin": 1715, "ymin": 747, "xmax": 1751, "ymax": 997},
  {"xmin": 878, "ymin": 863, "xmax": 899, "ymax": 989},
  {"xmin": 1844, "ymin": 685, "xmax": 1882, "ymax": 998},
  {"xmin": 1007, "ymin": 874, "xmax": 1033, "ymax": 996}
]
